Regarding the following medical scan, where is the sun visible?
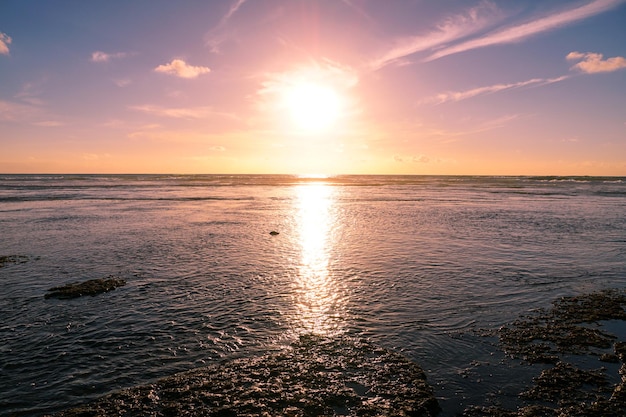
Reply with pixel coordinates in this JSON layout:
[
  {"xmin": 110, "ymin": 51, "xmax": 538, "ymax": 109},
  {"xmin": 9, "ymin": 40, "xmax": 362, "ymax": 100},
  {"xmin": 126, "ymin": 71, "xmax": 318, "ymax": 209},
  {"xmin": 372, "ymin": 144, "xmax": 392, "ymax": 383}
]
[
  {"xmin": 283, "ymin": 82, "xmax": 343, "ymax": 132},
  {"xmin": 259, "ymin": 62, "xmax": 356, "ymax": 136}
]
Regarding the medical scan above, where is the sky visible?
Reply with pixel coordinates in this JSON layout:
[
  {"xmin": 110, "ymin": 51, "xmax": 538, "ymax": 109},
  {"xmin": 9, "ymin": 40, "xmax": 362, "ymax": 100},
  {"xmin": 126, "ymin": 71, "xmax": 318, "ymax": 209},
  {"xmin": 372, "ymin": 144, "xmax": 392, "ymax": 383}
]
[{"xmin": 1, "ymin": 0, "xmax": 625, "ymax": 175}]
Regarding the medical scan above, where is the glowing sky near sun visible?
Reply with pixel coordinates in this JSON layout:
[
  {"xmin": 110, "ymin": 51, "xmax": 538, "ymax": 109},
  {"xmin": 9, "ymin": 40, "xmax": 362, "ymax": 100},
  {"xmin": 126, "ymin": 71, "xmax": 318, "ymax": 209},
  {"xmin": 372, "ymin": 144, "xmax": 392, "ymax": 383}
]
[{"xmin": 1, "ymin": 0, "xmax": 625, "ymax": 175}]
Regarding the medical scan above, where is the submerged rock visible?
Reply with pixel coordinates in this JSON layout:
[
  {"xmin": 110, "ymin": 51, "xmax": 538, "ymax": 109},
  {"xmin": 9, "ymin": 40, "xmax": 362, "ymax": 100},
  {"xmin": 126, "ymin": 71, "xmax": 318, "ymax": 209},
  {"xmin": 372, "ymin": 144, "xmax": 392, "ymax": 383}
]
[
  {"xmin": 499, "ymin": 289, "xmax": 626, "ymax": 364},
  {"xmin": 464, "ymin": 289, "xmax": 626, "ymax": 416},
  {"xmin": 45, "ymin": 277, "xmax": 126, "ymax": 299},
  {"xmin": 0, "ymin": 254, "xmax": 29, "ymax": 267},
  {"xmin": 50, "ymin": 335, "xmax": 440, "ymax": 416}
]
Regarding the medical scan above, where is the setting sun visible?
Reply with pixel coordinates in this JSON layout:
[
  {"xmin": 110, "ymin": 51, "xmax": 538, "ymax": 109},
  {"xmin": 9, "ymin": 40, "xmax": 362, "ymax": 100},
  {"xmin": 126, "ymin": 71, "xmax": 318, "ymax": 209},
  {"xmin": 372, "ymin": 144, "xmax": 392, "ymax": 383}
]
[
  {"xmin": 257, "ymin": 62, "xmax": 357, "ymax": 142},
  {"xmin": 284, "ymin": 82, "xmax": 343, "ymax": 132}
]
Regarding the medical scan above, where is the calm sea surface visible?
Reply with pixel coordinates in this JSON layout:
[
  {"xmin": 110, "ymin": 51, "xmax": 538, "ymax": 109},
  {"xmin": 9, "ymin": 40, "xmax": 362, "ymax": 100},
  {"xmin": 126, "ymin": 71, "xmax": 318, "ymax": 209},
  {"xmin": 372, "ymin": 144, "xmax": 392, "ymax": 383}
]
[{"xmin": 1, "ymin": 174, "xmax": 625, "ymax": 416}]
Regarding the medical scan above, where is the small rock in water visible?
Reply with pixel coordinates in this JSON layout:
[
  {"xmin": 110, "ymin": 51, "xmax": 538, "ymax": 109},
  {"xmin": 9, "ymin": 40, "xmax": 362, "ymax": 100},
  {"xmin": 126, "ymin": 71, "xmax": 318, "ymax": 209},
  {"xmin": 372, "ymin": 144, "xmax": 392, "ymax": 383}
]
[
  {"xmin": 269, "ymin": 231, "xmax": 279, "ymax": 236},
  {"xmin": 0, "ymin": 255, "xmax": 30, "ymax": 267},
  {"xmin": 45, "ymin": 277, "xmax": 126, "ymax": 299}
]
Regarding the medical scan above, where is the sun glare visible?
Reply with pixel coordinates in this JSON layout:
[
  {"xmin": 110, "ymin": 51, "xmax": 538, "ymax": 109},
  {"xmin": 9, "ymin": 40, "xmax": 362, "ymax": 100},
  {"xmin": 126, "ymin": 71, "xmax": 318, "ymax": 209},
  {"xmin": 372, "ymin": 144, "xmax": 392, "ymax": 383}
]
[
  {"xmin": 259, "ymin": 62, "xmax": 357, "ymax": 139},
  {"xmin": 283, "ymin": 82, "xmax": 343, "ymax": 132}
]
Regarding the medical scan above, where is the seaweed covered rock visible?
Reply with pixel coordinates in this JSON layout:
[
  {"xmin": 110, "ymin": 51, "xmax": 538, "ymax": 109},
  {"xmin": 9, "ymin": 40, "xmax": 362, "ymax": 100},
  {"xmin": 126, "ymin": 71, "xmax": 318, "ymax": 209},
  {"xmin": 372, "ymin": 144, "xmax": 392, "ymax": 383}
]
[
  {"xmin": 465, "ymin": 289, "xmax": 626, "ymax": 417},
  {"xmin": 51, "ymin": 335, "xmax": 440, "ymax": 417},
  {"xmin": 45, "ymin": 277, "xmax": 126, "ymax": 299},
  {"xmin": 499, "ymin": 289, "xmax": 626, "ymax": 364}
]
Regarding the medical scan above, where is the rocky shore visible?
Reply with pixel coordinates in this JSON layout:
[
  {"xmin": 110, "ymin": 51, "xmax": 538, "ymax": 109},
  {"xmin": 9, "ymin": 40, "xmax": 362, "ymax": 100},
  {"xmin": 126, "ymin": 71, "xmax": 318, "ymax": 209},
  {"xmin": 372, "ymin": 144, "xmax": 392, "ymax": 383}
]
[
  {"xmin": 49, "ymin": 335, "xmax": 440, "ymax": 417},
  {"xmin": 465, "ymin": 289, "xmax": 626, "ymax": 416},
  {"xmin": 40, "ymin": 289, "xmax": 626, "ymax": 416}
]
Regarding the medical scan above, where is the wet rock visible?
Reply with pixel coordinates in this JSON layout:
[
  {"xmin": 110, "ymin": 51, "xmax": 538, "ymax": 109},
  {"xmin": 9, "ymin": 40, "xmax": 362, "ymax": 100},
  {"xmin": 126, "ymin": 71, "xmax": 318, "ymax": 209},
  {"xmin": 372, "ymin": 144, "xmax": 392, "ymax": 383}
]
[
  {"xmin": 601, "ymin": 354, "xmax": 620, "ymax": 363},
  {"xmin": 50, "ymin": 335, "xmax": 440, "ymax": 417},
  {"xmin": 45, "ymin": 277, "xmax": 126, "ymax": 299},
  {"xmin": 519, "ymin": 361, "xmax": 611, "ymax": 405},
  {"xmin": 499, "ymin": 289, "xmax": 626, "ymax": 364},
  {"xmin": 466, "ymin": 289, "xmax": 626, "ymax": 416},
  {"xmin": 0, "ymin": 254, "xmax": 29, "ymax": 267}
]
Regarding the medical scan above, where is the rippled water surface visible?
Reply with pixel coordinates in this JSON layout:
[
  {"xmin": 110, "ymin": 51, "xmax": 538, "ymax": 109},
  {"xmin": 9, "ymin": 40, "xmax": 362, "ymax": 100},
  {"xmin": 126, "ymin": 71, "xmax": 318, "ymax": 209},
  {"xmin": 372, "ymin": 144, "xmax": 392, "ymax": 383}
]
[{"xmin": 1, "ymin": 175, "xmax": 625, "ymax": 415}]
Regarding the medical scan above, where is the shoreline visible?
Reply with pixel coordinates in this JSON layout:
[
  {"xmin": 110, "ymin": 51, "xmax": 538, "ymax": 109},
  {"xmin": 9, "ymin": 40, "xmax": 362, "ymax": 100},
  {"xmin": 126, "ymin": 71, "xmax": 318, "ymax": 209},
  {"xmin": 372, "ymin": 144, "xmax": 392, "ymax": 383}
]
[{"xmin": 44, "ymin": 290, "xmax": 626, "ymax": 417}]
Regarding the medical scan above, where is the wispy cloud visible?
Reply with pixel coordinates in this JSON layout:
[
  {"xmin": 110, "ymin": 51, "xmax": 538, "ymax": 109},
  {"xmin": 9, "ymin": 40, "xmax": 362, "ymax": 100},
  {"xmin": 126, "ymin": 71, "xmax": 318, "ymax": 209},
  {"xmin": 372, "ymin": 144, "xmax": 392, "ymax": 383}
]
[
  {"xmin": 33, "ymin": 120, "xmax": 64, "ymax": 127},
  {"xmin": 372, "ymin": 0, "xmax": 625, "ymax": 68},
  {"xmin": 131, "ymin": 104, "xmax": 236, "ymax": 120},
  {"xmin": 205, "ymin": 0, "xmax": 248, "ymax": 53},
  {"xmin": 154, "ymin": 59, "xmax": 211, "ymax": 79},
  {"xmin": 426, "ymin": 114, "xmax": 523, "ymax": 143},
  {"xmin": 0, "ymin": 32, "xmax": 11, "ymax": 55},
  {"xmin": 394, "ymin": 154, "xmax": 431, "ymax": 164},
  {"xmin": 0, "ymin": 99, "xmax": 64, "ymax": 127},
  {"xmin": 423, "ymin": 75, "xmax": 569, "ymax": 104},
  {"xmin": 91, "ymin": 51, "xmax": 128, "ymax": 62},
  {"xmin": 567, "ymin": 51, "xmax": 626, "ymax": 73},
  {"xmin": 222, "ymin": 0, "xmax": 247, "ymax": 24},
  {"xmin": 0, "ymin": 100, "xmax": 34, "ymax": 121},
  {"xmin": 113, "ymin": 78, "xmax": 132, "ymax": 87},
  {"xmin": 370, "ymin": 2, "xmax": 499, "ymax": 70},
  {"xmin": 341, "ymin": 0, "xmax": 378, "ymax": 26},
  {"xmin": 13, "ymin": 81, "xmax": 50, "ymax": 106},
  {"xmin": 427, "ymin": 0, "xmax": 626, "ymax": 61},
  {"xmin": 127, "ymin": 129, "xmax": 230, "ymax": 146}
]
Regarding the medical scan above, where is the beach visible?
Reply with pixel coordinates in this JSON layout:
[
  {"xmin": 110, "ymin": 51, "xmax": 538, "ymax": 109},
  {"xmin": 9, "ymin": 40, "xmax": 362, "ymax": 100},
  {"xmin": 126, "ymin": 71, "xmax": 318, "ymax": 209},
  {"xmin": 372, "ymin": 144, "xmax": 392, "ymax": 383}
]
[{"xmin": 1, "ymin": 175, "xmax": 625, "ymax": 416}]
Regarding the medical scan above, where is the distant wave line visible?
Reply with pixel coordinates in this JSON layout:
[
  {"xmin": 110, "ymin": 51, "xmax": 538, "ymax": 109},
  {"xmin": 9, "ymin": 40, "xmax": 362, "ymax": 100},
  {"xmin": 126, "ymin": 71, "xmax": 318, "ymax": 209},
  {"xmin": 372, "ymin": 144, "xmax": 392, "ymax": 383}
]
[{"xmin": 0, "ymin": 196, "xmax": 256, "ymax": 202}]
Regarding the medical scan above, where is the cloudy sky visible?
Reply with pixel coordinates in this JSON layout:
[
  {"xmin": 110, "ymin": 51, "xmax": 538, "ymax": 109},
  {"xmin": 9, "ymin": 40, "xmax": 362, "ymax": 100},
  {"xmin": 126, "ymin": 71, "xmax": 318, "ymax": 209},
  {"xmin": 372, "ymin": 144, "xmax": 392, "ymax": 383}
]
[{"xmin": 1, "ymin": 0, "xmax": 625, "ymax": 175}]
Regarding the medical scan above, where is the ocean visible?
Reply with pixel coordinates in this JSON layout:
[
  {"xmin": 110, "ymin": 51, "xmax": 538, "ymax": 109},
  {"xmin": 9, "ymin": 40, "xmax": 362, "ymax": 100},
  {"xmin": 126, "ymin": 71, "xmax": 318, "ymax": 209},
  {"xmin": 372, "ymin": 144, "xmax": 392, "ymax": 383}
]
[{"xmin": 1, "ymin": 174, "xmax": 625, "ymax": 416}]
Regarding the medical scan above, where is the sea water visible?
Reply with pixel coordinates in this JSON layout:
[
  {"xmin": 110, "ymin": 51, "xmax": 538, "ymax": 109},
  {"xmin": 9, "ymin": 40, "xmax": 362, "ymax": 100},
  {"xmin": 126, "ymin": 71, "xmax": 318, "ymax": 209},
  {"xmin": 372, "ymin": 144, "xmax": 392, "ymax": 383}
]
[{"xmin": 0, "ymin": 175, "xmax": 625, "ymax": 416}]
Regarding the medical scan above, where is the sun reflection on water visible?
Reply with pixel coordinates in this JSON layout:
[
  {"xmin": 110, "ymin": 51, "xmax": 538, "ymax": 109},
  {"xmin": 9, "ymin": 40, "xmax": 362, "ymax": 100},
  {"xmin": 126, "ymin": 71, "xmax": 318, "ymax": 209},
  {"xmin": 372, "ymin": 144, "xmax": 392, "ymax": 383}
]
[{"xmin": 292, "ymin": 183, "xmax": 345, "ymax": 336}]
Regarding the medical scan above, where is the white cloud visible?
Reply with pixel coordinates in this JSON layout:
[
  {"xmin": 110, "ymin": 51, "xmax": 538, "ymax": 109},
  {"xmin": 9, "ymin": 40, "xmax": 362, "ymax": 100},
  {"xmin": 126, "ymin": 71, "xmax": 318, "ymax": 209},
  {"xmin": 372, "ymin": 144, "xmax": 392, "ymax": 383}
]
[
  {"xmin": 0, "ymin": 32, "xmax": 11, "ymax": 55},
  {"xmin": 423, "ymin": 75, "xmax": 569, "ymax": 104},
  {"xmin": 370, "ymin": 2, "xmax": 499, "ymax": 70},
  {"xmin": 154, "ymin": 59, "xmax": 211, "ymax": 79},
  {"xmin": 91, "ymin": 51, "xmax": 128, "ymax": 62},
  {"xmin": 427, "ymin": 0, "xmax": 625, "ymax": 61},
  {"xmin": 372, "ymin": 0, "xmax": 625, "ymax": 67},
  {"xmin": 567, "ymin": 51, "xmax": 626, "ymax": 73}
]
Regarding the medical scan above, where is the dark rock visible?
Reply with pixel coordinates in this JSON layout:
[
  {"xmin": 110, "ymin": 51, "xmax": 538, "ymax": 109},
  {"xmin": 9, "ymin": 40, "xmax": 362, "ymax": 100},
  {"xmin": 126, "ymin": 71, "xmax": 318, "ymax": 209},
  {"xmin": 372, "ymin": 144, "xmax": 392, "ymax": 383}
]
[
  {"xmin": 520, "ymin": 361, "xmax": 611, "ymax": 405},
  {"xmin": 499, "ymin": 289, "xmax": 626, "ymax": 364},
  {"xmin": 601, "ymin": 354, "xmax": 620, "ymax": 363},
  {"xmin": 269, "ymin": 231, "xmax": 279, "ymax": 236},
  {"xmin": 45, "ymin": 277, "xmax": 126, "ymax": 299},
  {"xmin": 0, "ymin": 254, "xmax": 29, "ymax": 267},
  {"xmin": 50, "ymin": 335, "xmax": 440, "ymax": 417},
  {"xmin": 469, "ymin": 289, "xmax": 626, "ymax": 416}
]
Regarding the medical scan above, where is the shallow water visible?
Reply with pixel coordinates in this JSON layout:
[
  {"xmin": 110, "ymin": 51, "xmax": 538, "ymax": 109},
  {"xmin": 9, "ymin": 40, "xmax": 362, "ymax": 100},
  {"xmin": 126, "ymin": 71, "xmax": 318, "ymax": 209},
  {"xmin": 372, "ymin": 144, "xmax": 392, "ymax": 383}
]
[{"xmin": 1, "ymin": 175, "xmax": 625, "ymax": 416}]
